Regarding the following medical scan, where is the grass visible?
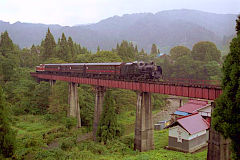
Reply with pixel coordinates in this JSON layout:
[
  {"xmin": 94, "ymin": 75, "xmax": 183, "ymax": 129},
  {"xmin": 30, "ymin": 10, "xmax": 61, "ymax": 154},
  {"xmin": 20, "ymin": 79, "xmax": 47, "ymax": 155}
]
[{"xmin": 12, "ymin": 114, "xmax": 207, "ymax": 160}]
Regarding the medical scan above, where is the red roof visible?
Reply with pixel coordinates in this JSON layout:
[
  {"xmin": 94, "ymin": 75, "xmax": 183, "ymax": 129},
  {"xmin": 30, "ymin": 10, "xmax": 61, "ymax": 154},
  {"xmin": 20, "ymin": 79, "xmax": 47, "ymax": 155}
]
[
  {"xmin": 177, "ymin": 99, "xmax": 209, "ymax": 114},
  {"xmin": 177, "ymin": 113, "xmax": 209, "ymax": 135}
]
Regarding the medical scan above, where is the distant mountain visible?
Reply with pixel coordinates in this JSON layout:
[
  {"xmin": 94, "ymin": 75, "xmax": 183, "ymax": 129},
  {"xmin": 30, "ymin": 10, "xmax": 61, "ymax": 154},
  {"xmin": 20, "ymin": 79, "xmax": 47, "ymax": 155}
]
[{"xmin": 0, "ymin": 9, "xmax": 237, "ymax": 53}]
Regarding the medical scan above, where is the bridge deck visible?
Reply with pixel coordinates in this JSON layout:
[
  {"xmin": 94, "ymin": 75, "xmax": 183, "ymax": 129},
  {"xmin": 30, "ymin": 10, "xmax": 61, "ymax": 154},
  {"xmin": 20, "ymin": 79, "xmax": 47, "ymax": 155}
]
[{"xmin": 30, "ymin": 72, "xmax": 222, "ymax": 100}]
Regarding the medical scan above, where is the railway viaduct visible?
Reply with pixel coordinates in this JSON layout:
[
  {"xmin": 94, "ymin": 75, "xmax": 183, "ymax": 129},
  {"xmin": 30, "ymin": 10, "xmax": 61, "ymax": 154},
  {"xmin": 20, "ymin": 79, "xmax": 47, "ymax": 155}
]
[{"xmin": 31, "ymin": 72, "xmax": 230, "ymax": 159}]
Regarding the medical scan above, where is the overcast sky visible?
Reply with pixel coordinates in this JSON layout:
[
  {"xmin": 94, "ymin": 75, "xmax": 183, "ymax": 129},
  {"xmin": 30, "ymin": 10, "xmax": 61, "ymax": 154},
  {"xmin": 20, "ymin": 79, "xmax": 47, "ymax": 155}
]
[{"xmin": 1, "ymin": 0, "xmax": 239, "ymax": 26}]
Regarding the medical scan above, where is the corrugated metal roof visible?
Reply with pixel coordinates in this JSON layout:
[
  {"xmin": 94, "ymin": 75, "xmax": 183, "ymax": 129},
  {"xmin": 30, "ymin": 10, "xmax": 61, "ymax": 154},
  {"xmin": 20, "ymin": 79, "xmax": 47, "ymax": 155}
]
[
  {"xmin": 174, "ymin": 111, "xmax": 190, "ymax": 116},
  {"xmin": 177, "ymin": 99, "xmax": 209, "ymax": 114},
  {"xmin": 177, "ymin": 113, "xmax": 209, "ymax": 135}
]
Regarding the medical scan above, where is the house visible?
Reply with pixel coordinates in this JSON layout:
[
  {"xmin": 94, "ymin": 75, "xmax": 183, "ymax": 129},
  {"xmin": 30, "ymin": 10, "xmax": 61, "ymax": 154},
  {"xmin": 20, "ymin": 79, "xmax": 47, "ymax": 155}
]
[
  {"xmin": 167, "ymin": 113, "xmax": 210, "ymax": 153},
  {"xmin": 171, "ymin": 99, "xmax": 211, "ymax": 122}
]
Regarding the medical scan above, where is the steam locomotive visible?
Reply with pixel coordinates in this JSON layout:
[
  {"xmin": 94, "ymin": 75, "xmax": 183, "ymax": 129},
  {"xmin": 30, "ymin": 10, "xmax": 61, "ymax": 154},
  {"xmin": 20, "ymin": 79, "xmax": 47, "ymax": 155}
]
[{"xmin": 36, "ymin": 62, "xmax": 162, "ymax": 80}]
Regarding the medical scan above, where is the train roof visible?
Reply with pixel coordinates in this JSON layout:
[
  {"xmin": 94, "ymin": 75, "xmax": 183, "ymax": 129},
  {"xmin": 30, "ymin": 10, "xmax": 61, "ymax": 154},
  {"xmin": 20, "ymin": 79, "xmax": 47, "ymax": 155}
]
[{"xmin": 44, "ymin": 62, "xmax": 123, "ymax": 66}]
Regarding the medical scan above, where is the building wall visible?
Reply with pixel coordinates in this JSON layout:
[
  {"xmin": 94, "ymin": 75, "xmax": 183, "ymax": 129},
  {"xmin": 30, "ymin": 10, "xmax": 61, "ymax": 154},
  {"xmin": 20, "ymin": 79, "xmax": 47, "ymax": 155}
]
[
  {"xmin": 168, "ymin": 125, "xmax": 208, "ymax": 152},
  {"xmin": 189, "ymin": 130, "xmax": 206, "ymax": 140},
  {"xmin": 169, "ymin": 125, "xmax": 189, "ymax": 141},
  {"xmin": 198, "ymin": 105, "xmax": 211, "ymax": 117},
  {"xmin": 169, "ymin": 134, "xmax": 207, "ymax": 152}
]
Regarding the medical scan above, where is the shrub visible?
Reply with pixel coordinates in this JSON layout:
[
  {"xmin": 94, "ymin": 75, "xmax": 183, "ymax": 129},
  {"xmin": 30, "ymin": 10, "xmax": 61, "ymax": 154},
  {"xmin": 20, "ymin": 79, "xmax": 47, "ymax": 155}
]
[
  {"xmin": 60, "ymin": 137, "xmax": 76, "ymax": 151},
  {"xmin": 62, "ymin": 117, "xmax": 77, "ymax": 130},
  {"xmin": 35, "ymin": 148, "xmax": 66, "ymax": 160}
]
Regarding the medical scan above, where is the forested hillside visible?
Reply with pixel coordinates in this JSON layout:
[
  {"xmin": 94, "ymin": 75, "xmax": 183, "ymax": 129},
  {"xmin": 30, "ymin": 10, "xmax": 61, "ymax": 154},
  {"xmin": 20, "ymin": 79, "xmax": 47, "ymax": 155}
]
[
  {"xmin": 0, "ymin": 9, "xmax": 236, "ymax": 52},
  {"xmin": 0, "ymin": 24, "xmax": 225, "ymax": 158}
]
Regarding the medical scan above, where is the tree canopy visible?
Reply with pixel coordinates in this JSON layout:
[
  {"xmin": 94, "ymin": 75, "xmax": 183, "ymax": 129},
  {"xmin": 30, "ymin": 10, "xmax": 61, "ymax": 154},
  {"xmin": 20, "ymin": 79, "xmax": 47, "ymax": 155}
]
[
  {"xmin": 97, "ymin": 90, "xmax": 123, "ymax": 144},
  {"xmin": 212, "ymin": 15, "xmax": 240, "ymax": 159},
  {"xmin": 0, "ymin": 86, "xmax": 16, "ymax": 158},
  {"xmin": 0, "ymin": 31, "xmax": 19, "ymax": 82},
  {"xmin": 191, "ymin": 41, "xmax": 221, "ymax": 62},
  {"xmin": 41, "ymin": 28, "xmax": 56, "ymax": 61},
  {"xmin": 115, "ymin": 40, "xmax": 136, "ymax": 62},
  {"xmin": 169, "ymin": 46, "xmax": 191, "ymax": 60}
]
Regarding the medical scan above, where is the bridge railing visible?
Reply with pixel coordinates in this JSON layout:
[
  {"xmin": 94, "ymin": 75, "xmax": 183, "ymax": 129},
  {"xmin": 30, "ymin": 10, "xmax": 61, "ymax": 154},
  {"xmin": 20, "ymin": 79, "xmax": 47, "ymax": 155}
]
[{"xmin": 162, "ymin": 77, "xmax": 221, "ymax": 88}]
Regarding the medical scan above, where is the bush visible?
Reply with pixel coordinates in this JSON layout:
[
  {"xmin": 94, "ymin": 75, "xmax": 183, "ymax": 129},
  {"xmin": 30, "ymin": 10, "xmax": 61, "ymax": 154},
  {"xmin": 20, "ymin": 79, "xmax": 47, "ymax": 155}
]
[
  {"xmin": 35, "ymin": 148, "xmax": 66, "ymax": 160},
  {"xmin": 120, "ymin": 135, "xmax": 134, "ymax": 150},
  {"xmin": 62, "ymin": 117, "xmax": 77, "ymax": 130},
  {"xmin": 77, "ymin": 141, "xmax": 107, "ymax": 154},
  {"xmin": 60, "ymin": 137, "xmax": 76, "ymax": 151}
]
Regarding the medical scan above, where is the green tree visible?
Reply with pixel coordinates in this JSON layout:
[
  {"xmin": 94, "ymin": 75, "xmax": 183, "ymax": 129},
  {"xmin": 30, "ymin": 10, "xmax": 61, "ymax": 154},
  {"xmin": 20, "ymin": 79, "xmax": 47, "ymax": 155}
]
[
  {"xmin": 97, "ymin": 90, "xmax": 122, "ymax": 144},
  {"xmin": 212, "ymin": 15, "xmax": 240, "ymax": 159},
  {"xmin": 0, "ymin": 86, "xmax": 16, "ymax": 158},
  {"xmin": 0, "ymin": 31, "xmax": 14, "ymax": 55},
  {"xmin": 236, "ymin": 15, "xmax": 240, "ymax": 34},
  {"xmin": 78, "ymin": 85, "xmax": 95, "ymax": 130},
  {"xmin": 32, "ymin": 81, "xmax": 50, "ymax": 114},
  {"xmin": 41, "ymin": 28, "xmax": 56, "ymax": 61},
  {"xmin": 136, "ymin": 48, "xmax": 150, "ymax": 62},
  {"xmin": 68, "ymin": 37, "xmax": 75, "ymax": 61},
  {"xmin": 19, "ymin": 47, "xmax": 39, "ymax": 68},
  {"xmin": 150, "ymin": 43, "xmax": 158, "ymax": 60},
  {"xmin": 0, "ymin": 31, "xmax": 19, "ymax": 82},
  {"xmin": 169, "ymin": 46, "xmax": 191, "ymax": 60},
  {"xmin": 91, "ymin": 51, "xmax": 122, "ymax": 62},
  {"xmin": 57, "ymin": 33, "xmax": 70, "ymax": 62},
  {"xmin": 97, "ymin": 46, "xmax": 100, "ymax": 53},
  {"xmin": 191, "ymin": 41, "xmax": 221, "ymax": 63},
  {"xmin": 203, "ymin": 61, "xmax": 221, "ymax": 80},
  {"xmin": 111, "ymin": 89, "xmax": 137, "ymax": 114},
  {"xmin": 48, "ymin": 81, "xmax": 68, "ymax": 115},
  {"xmin": 116, "ymin": 40, "xmax": 135, "ymax": 62}
]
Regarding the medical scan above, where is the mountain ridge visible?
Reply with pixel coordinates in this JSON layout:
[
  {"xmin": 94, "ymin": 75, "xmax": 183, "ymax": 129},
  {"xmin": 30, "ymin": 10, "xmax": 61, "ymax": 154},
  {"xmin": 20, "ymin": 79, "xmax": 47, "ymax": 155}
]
[{"xmin": 0, "ymin": 9, "xmax": 237, "ymax": 53}]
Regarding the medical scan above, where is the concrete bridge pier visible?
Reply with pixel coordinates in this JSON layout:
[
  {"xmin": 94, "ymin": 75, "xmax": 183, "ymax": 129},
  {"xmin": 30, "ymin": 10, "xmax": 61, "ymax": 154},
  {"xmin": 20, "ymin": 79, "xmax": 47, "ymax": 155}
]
[
  {"xmin": 68, "ymin": 82, "xmax": 81, "ymax": 128},
  {"xmin": 134, "ymin": 92, "xmax": 154, "ymax": 152},
  {"xmin": 93, "ymin": 86, "xmax": 106, "ymax": 141},
  {"xmin": 49, "ymin": 80, "xmax": 56, "ymax": 87},
  {"xmin": 207, "ymin": 102, "xmax": 231, "ymax": 160}
]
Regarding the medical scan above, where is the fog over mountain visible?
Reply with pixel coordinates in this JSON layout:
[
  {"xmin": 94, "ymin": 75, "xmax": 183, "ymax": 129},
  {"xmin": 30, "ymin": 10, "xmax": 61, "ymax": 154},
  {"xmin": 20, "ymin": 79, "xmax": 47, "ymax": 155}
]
[{"xmin": 0, "ymin": 9, "xmax": 237, "ymax": 53}]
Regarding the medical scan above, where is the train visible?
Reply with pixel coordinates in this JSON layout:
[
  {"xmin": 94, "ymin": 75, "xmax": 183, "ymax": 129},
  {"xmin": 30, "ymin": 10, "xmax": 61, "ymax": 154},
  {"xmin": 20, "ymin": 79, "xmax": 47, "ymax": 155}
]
[{"xmin": 36, "ymin": 61, "xmax": 162, "ymax": 80}]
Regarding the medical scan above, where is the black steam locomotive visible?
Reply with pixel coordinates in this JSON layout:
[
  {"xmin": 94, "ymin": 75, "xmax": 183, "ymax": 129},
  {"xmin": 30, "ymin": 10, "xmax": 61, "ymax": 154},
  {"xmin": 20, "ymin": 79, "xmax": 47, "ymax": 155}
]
[{"xmin": 36, "ymin": 61, "xmax": 162, "ymax": 80}]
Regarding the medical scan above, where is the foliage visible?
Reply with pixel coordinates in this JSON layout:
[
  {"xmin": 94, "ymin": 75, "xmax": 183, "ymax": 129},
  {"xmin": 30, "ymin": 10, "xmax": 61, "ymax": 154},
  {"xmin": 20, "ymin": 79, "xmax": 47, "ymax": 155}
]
[
  {"xmin": 97, "ymin": 90, "xmax": 123, "ymax": 143},
  {"xmin": 111, "ymin": 89, "xmax": 137, "ymax": 114},
  {"xmin": 48, "ymin": 81, "xmax": 68, "ymax": 115},
  {"xmin": 212, "ymin": 15, "xmax": 240, "ymax": 159},
  {"xmin": 150, "ymin": 43, "xmax": 159, "ymax": 60},
  {"xmin": 62, "ymin": 117, "xmax": 77, "ymax": 130},
  {"xmin": 159, "ymin": 42, "xmax": 222, "ymax": 80},
  {"xmin": 152, "ymin": 94, "xmax": 167, "ymax": 110},
  {"xmin": 78, "ymin": 85, "xmax": 95, "ymax": 129},
  {"xmin": 60, "ymin": 137, "xmax": 76, "ymax": 150},
  {"xmin": 41, "ymin": 28, "xmax": 56, "ymax": 61},
  {"xmin": 169, "ymin": 45, "xmax": 191, "ymax": 60},
  {"xmin": 236, "ymin": 15, "xmax": 240, "ymax": 35},
  {"xmin": 0, "ymin": 31, "xmax": 19, "ymax": 82},
  {"xmin": 92, "ymin": 50, "xmax": 122, "ymax": 62},
  {"xmin": 0, "ymin": 86, "xmax": 16, "ymax": 158},
  {"xmin": 57, "ymin": 33, "xmax": 71, "ymax": 62},
  {"xmin": 19, "ymin": 46, "xmax": 40, "ymax": 68},
  {"xmin": 32, "ymin": 81, "xmax": 50, "ymax": 114},
  {"xmin": 191, "ymin": 41, "xmax": 221, "ymax": 63},
  {"xmin": 115, "ymin": 40, "xmax": 137, "ymax": 62},
  {"xmin": 136, "ymin": 48, "xmax": 150, "ymax": 62}
]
